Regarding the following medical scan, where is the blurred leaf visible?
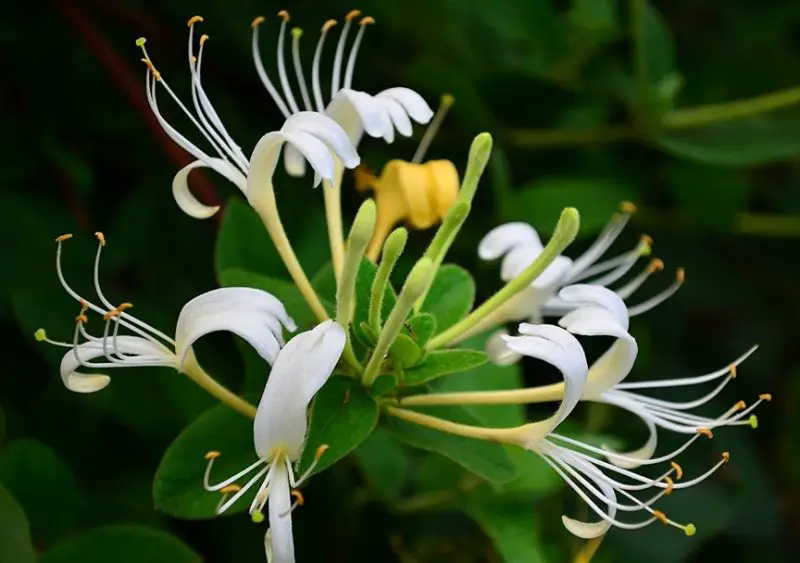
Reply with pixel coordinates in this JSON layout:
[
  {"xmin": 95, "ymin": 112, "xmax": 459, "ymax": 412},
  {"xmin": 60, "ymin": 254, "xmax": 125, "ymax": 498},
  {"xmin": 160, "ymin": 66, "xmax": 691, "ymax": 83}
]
[
  {"xmin": 465, "ymin": 497, "xmax": 548, "ymax": 563},
  {"xmin": 385, "ymin": 405, "xmax": 516, "ymax": 484},
  {"xmin": 0, "ymin": 483, "xmax": 35, "ymax": 563},
  {"xmin": 219, "ymin": 268, "xmax": 330, "ymax": 332},
  {"xmin": 353, "ymin": 427, "xmax": 409, "ymax": 502},
  {"xmin": 421, "ymin": 265, "xmax": 475, "ymax": 334},
  {"xmin": 0, "ymin": 439, "xmax": 80, "ymax": 546},
  {"xmin": 39, "ymin": 526, "xmax": 200, "ymax": 563},
  {"xmin": 403, "ymin": 349, "xmax": 489, "ymax": 386},
  {"xmin": 310, "ymin": 262, "xmax": 337, "ymax": 305},
  {"xmin": 569, "ymin": 0, "xmax": 617, "ymax": 30},
  {"xmin": 215, "ymin": 198, "xmax": 282, "ymax": 278},
  {"xmin": 506, "ymin": 177, "xmax": 634, "ymax": 236},
  {"xmin": 153, "ymin": 403, "xmax": 254, "ymax": 519},
  {"xmin": 498, "ymin": 448, "xmax": 563, "ymax": 494},
  {"xmin": 407, "ymin": 313, "xmax": 437, "ymax": 347},
  {"xmin": 297, "ymin": 376, "xmax": 379, "ymax": 475},
  {"xmin": 641, "ymin": 4, "xmax": 676, "ymax": 86},
  {"xmin": 389, "ymin": 334, "xmax": 422, "ymax": 369}
]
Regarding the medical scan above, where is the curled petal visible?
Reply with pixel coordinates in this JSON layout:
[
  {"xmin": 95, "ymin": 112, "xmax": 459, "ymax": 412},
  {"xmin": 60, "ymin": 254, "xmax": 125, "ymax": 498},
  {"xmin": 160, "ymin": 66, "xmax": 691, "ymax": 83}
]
[
  {"xmin": 326, "ymin": 89, "xmax": 390, "ymax": 145},
  {"xmin": 561, "ymin": 469, "xmax": 615, "ymax": 539},
  {"xmin": 377, "ymin": 87, "xmax": 434, "ymax": 124},
  {"xmin": 284, "ymin": 111, "xmax": 360, "ymax": 170},
  {"xmin": 478, "ymin": 222, "xmax": 542, "ymax": 261},
  {"xmin": 172, "ymin": 158, "xmax": 243, "ymax": 219},
  {"xmin": 485, "ymin": 330, "xmax": 523, "ymax": 366},
  {"xmin": 558, "ymin": 285, "xmax": 629, "ymax": 330}
]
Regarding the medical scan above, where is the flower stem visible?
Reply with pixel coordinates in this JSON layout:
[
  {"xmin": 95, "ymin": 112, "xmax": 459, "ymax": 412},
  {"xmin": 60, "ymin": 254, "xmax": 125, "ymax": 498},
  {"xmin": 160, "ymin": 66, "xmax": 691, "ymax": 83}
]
[
  {"xmin": 323, "ymin": 164, "xmax": 346, "ymax": 283},
  {"xmin": 426, "ymin": 207, "xmax": 581, "ymax": 350},
  {"xmin": 182, "ymin": 351, "xmax": 256, "ymax": 418},
  {"xmin": 368, "ymin": 227, "xmax": 408, "ymax": 333}
]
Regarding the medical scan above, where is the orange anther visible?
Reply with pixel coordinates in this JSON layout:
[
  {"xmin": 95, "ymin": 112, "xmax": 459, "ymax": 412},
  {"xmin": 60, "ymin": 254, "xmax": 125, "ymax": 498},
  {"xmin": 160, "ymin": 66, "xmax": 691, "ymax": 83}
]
[
  {"xmin": 291, "ymin": 490, "xmax": 305, "ymax": 505},
  {"xmin": 116, "ymin": 303, "xmax": 133, "ymax": 312},
  {"xmin": 75, "ymin": 314, "xmax": 88, "ymax": 324},
  {"xmin": 620, "ymin": 201, "xmax": 637, "ymax": 214},
  {"xmin": 671, "ymin": 461, "xmax": 684, "ymax": 480},
  {"xmin": 360, "ymin": 16, "xmax": 375, "ymax": 25},
  {"xmin": 652, "ymin": 510, "xmax": 668, "ymax": 524},
  {"xmin": 220, "ymin": 484, "xmax": 241, "ymax": 494},
  {"xmin": 729, "ymin": 363, "xmax": 738, "ymax": 378},
  {"xmin": 721, "ymin": 452, "xmax": 730, "ymax": 463},
  {"xmin": 103, "ymin": 309, "xmax": 120, "ymax": 321},
  {"xmin": 734, "ymin": 400, "xmax": 746, "ymax": 411},
  {"xmin": 277, "ymin": 10, "xmax": 290, "ymax": 22},
  {"xmin": 676, "ymin": 268, "xmax": 686, "ymax": 283},
  {"xmin": 759, "ymin": 393, "xmax": 772, "ymax": 401},
  {"xmin": 80, "ymin": 299, "xmax": 89, "ymax": 312},
  {"xmin": 205, "ymin": 451, "xmax": 220, "ymax": 460},
  {"xmin": 640, "ymin": 234, "xmax": 653, "ymax": 246},
  {"xmin": 322, "ymin": 19, "xmax": 337, "ymax": 32},
  {"xmin": 187, "ymin": 15, "xmax": 204, "ymax": 26},
  {"xmin": 315, "ymin": 444, "xmax": 330, "ymax": 460},
  {"xmin": 55, "ymin": 233, "xmax": 73, "ymax": 242},
  {"xmin": 200, "ymin": 34, "xmax": 209, "ymax": 45},
  {"xmin": 251, "ymin": 16, "xmax": 266, "ymax": 28},
  {"xmin": 346, "ymin": 9, "xmax": 362, "ymax": 21},
  {"xmin": 664, "ymin": 476, "xmax": 674, "ymax": 495},
  {"xmin": 697, "ymin": 427, "xmax": 713, "ymax": 439},
  {"xmin": 95, "ymin": 231, "xmax": 106, "ymax": 246},
  {"xmin": 647, "ymin": 258, "xmax": 664, "ymax": 273}
]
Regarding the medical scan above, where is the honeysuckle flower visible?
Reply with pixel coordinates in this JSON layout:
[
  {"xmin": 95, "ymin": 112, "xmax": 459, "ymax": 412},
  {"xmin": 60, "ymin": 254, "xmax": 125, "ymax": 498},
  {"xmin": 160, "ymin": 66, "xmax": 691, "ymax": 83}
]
[
  {"xmin": 136, "ymin": 17, "xmax": 359, "ymax": 219},
  {"xmin": 251, "ymin": 10, "xmax": 433, "ymax": 176},
  {"xmin": 203, "ymin": 320, "xmax": 346, "ymax": 563},
  {"xmin": 36, "ymin": 233, "xmax": 295, "ymax": 393},
  {"xmin": 389, "ymin": 324, "xmax": 736, "ymax": 538}
]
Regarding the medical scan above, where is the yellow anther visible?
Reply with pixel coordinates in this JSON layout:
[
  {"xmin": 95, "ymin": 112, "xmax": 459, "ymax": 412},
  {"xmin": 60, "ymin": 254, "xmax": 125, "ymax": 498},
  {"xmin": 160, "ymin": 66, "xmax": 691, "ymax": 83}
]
[
  {"xmin": 647, "ymin": 258, "xmax": 664, "ymax": 273},
  {"xmin": 55, "ymin": 233, "xmax": 73, "ymax": 242},
  {"xmin": 652, "ymin": 510, "xmax": 668, "ymax": 524},
  {"xmin": 103, "ymin": 309, "xmax": 120, "ymax": 321},
  {"xmin": 251, "ymin": 16, "xmax": 266, "ymax": 28},
  {"xmin": 748, "ymin": 415, "xmax": 759, "ymax": 429},
  {"xmin": 663, "ymin": 476, "xmax": 674, "ymax": 495},
  {"xmin": 684, "ymin": 523, "xmax": 697, "ymax": 537},
  {"xmin": 733, "ymin": 400, "xmax": 746, "ymax": 411},
  {"xmin": 34, "ymin": 328, "xmax": 47, "ymax": 342},
  {"xmin": 291, "ymin": 27, "xmax": 303, "ymax": 38},
  {"xmin": 277, "ymin": 10, "xmax": 290, "ymax": 22},
  {"xmin": 697, "ymin": 427, "xmax": 714, "ymax": 439},
  {"xmin": 315, "ymin": 444, "xmax": 330, "ymax": 460},
  {"xmin": 76, "ymin": 314, "xmax": 88, "ymax": 324},
  {"xmin": 251, "ymin": 510, "xmax": 265, "ymax": 523},
  {"xmin": 729, "ymin": 363, "xmax": 738, "ymax": 378},
  {"xmin": 346, "ymin": 9, "xmax": 361, "ymax": 21},
  {"xmin": 220, "ymin": 484, "xmax": 241, "ymax": 494},
  {"xmin": 116, "ymin": 302, "xmax": 134, "ymax": 312},
  {"xmin": 721, "ymin": 452, "xmax": 730, "ymax": 463},
  {"xmin": 191, "ymin": 55, "xmax": 197, "ymax": 64},
  {"xmin": 135, "ymin": 37, "xmax": 146, "ymax": 47},
  {"xmin": 322, "ymin": 19, "xmax": 338, "ymax": 32},
  {"xmin": 640, "ymin": 234, "xmax": 653, "ymax": 247},
  {"xmin": 759, "ymin": 393, "xmax": 772, "ymax": 401},
  {"xmin": 80, "ymin": 299, "xmax": 89, "ymax": 312},
  {"xmin": 621, "ymin": 201, "xmax": 637, "ymax": 214},
  {"xmin": 187, "ymin": 15, "xmax": 204, "ymax": 27},
  {"xmin": 360, "ymin": 16, "xmax": 375, "ymax": 25},
  {"xmin": 676, "ymin": 268, "xmax": 686, "ymax": 283},
  {"xmin": 95, "ymin": 231, "xmax": 106, "ymax": 246},
  {"xmin": 291, "ymin": 490, "xmax": 305, "ymax": 506},
  {"xmin": 199, "ymin": 34, "xmax": 209, "ymax": 45},
  {"xmin": 205, "ymin": 450, "xmax": 221, "ymax": 460},
  {"xmin": 671, "ymin": 461, "xmax": 684, "ymax": 480}
]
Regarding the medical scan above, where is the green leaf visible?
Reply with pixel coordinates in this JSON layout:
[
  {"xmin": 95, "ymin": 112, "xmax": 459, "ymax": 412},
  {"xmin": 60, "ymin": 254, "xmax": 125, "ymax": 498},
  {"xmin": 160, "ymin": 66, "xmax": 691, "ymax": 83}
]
[
  {"xmin": 507, "ymin": 177, "xmax": 635, "ymax": 236},
  {"xmin": 0, "ymin": 483, "xmax": 35, "ymax": 563},
  {"xmin": 465, "ymin": 498, "xmax": 548, "ymax": 563},
  {"xmin": 353, "ymin": 428, "xmax": 409, "ymax": 502},
  {"xmin": 39, "ymin": 526, "xmax": 201, "ymax": 563},
  {"xmin": 153, "ymin": 404, "xmax": 255, "ymax": 519},
  {"xmin": 421, "ymin": 265, "xmax": 475, "ymax": 334},
  {"xmin": 0, "ymin": 439, "xmax": 80, "ymax": 546},
  {"xmin": 219, "ymin": 268, "xmax": 332, "ymax": 332},
  {"xmin": 389, "ymin": 334, "xmax": 422, "ymax": 369},
  {"xmin": 297, "ymin": 376, "xmax": 379, "ymax": 475},
  {"xmin": 384, "ymin": 405, "xmax": 516, "ymax": 484},
  {"xmin": 310, "ymin": 262, "xmax": 337, "ymax": 304},
  {"xmin": 641, "ymin": 4, "xmax": 676, "ymax": 86},
  {"xmin": 407, "ymin": 313, "xmax": 437, "ymax": 347},
  {"xmin": 215, "ymin": 198, "xmax": 282, "ymax": 277},
  {"xmin": 370, "ymin": 373, "xmax": 399, "ymax": 397},
  {"xmin": 403, "ymin": 349, "xmax": 489, "ymax": 386}
]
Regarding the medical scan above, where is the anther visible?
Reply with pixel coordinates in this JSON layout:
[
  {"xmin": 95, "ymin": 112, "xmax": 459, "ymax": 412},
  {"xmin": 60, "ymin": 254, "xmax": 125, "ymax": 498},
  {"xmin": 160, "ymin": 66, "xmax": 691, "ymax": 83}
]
[
  {"xmin": 187, "ymin": 15, "xmax": 204, "ymax": 27},
  {"xmin": 95, "ymin": 231, "xmax": 106, "ymax": 246},
  {"xmin": 360, "ymin": 16, "xmax": 375, "ymax": 25},
  {"xmin": 697, "ymin": 427, "xmax": 713, "ymax": 439},
  {"xmin": 205, "ymin": 451, "xmax": 221, "ymax": 460},
  {"xmin": 759, "ymin": 393, "xmax": 772, "ymax": 401},
  {"xmin": 117, "ymin": 303, "xmax": 134, "ymax": 312},
  {"xmin": 291, "ymin": 490, "xmax": 305, "ymax": 506},
  {"xmin": 315, "ymin": 444, "xmax": 330, "ymax": 460},
  {"xmin": 684, "ymin": 523, "xmax": 697, "ymax": 537},
  {"xmin": 346, "ymin": 10, "xmax": 362, "ymax": 21},
  {"xmin": 135, "ymin": 37, "xmax": 146, "ymax": 47},
  {"xmin": 251, "ymin": 510, "xmax": 265, "ymax": 523},
  {"xmin": 734, "ymin": 400, "xmax": 746, "ymax": 411},
  {"xmin": 663, "ymin": 476, "xmax": 674, "ymax": 495},
  {"xmin": 34, "ymin": 328, "xmax": 47, "ymax": 341},
  {"xmin": 640, "ymin": 234, "xmax": 653, "ymax": 247},
  {"xmin": 676, "ymin": 268, "xmax": 686, "ymax": 283},
  {"xmin": 620, "ymin": 201, "xmax": 637, "ymax": 214},
  {"xmin": 251, "ymin": 16, "xmax": 266, "ymax": 28},
  {"xmin": 277, "ymin": 10, "xmax": 290, "ymax": 22},
  {"xmin": 103, "ymin": 309, "xmax": 120, "ymax": 321},
  {"xmin": 76, "ymin": 314, "xmax": 88, "ymax": 324},
  {"xmin": 200, "ymin": 34, "xmax": 209, "ymax": 45},
  {"xmin": 55, "ymin": 234, "xmax": 73, "ymax": 242},
  {"xmin": 220, "ymin": 484, "xmax": 241, "ymax": 494},
  {"xmin": 322, "ymin": 19, "xmax": 337, "ymax": 32},
  {"xmin": 729, "ymin": 363, "xmax": 738, "ymax": 378},
  {"xmin": 80, "ymin": 299, "xmax": 89, "ymax": 312},
  {"xmin": 652, "ymin": 510, "xmax": 668, "ymax": 525},
  {"xmin": 670, "ymin": 461, "xmax": 684, "ymax": 480},
  {"xmin": 721, "ymin": 452, "xmax": 730, "ymax": 463},
  {"xmin": 647, "ymin": 258, "xmax": 664, "ymax": 273},
  {"xmin": 748, "ymin": 415, "xmax": 759, "ymax": 429}
]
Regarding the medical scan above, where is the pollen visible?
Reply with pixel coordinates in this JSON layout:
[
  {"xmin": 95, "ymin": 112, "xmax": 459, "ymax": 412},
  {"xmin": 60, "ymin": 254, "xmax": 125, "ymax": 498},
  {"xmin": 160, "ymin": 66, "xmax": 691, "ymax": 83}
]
[
  {"xmin": 95, "ymin": 231, "xmax": 106, "ymax": 246},
  {"xmin": 220, "ymin": 484, "xmax": 241, "ymax": 494},
  {"xmin": 315, "ymin": 444, "xmax": 330, "ymax": 460},
  {"xmin": 346, "ymin": 9, "xmax": 362, "ymax": 21},
  {"xmin": 733, "ymin": 400, "xmax": 746, "ymax": 411},
  {"xmin": 697, "ymin": 427, "xmax": 713, "ymax": 439},
  {"xmin": 729, "ymin": 363, "xmax": 738, "ymax": 378},
  {"xmin": 671, "ymin": 461, "xmax": 684, "ymax": 480},
  {"xmin": 277, "ymin": 10, "xmax": 290, "ymax": 22},
  {"xmin": 55, "ymin": 233, "xmax": 73, "ymax": 242},
  {"xmin": 205, "ymin": 450, "xmax": 221, "ymax": 460},
  {"xmin": 251, "ymin": 510, "xmax": 265, "ymax": 523},
  {"xmin": 187, "ymin": 15, "xmax": 204, "ymax": 27},
  {"xmin": 251, "ymin": 16, "xmax": 266, "ymax": 27},
  {"xmin": 652, "ymin": 510, "xmax": 668, "ymax": 524},
  {"xmin": 759, "ymin": 393, "xmax": 772, "ymax": 401},
  {"xmin": 664, "ymin": 476, "xmax": 674, "ymax": 495},
  {"xmin": 360, "ymin": 16, "xmax": 375, "ymax": 25},
  {"xmin": 200, "ymin": 34, "xmax": 209, "ymax": 45},
  {"xmin": 676, "ymin": 268, "xmax": 686, "ymax": 283},
  {"xmin": 291, "ymin": 490, "xmax": 305, "ymax": 505},
  {"xmin": 620, "ymin": 201, "xmax": 637, "ymax": 214},
  {"xmin": 721, "ymin": 451, "xmax": 730, "ymax": 463},
  {"xmin": 647, "ymin": 258, "xmax": 665, "ymax": 273},
  {"xmin": 34, "ymin": 328, "xmax": 47, "ymax": 342},
  {"xmin": 748, "ymin": 415, "xmax": 759, "ymax": 429},
  {"xmin": 684, "ymin": 523, "xmax": 697, "ymax": 537},
  {"xmin": 135, "ymin": 37, "xmax": 146, "ymax": 47},
  {"xmin": 322, "ymin": 19, "xmax": 337, "ymax": 32}
]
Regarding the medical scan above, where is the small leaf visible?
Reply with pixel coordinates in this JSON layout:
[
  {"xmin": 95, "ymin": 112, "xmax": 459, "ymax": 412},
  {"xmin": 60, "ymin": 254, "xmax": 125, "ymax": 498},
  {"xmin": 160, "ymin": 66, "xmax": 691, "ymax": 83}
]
[
  {"xmin": 421, "ymin": 265, "xmax": 475, "ymax": 334},
  {"xmin": 353, "ymin": 428, "xmax": 409, "ymax": 502},
  {"xmin": 465, "ymin": 498, "xmax": 548, "ymax": 563},
  {"xmin": 370, "ymin": 373, "xmax": 399, "ymax": 397},
  {"xmin": 406, "ymin": 313, "xmax": 437, "ymax": 347},
  {"xmin": 0, "ymin": 483, "xmax": 35, "ymax": 563},
  {"xmin": 219, "ymin": 268, "xmax": 332, "ymax": 332},
  {"xmin": 389, "ymin": 334, "xmax": 422, "ymax": 369},
  {"xmin": 153, "ymin": 404, "xmax": 255, "ymax": 519},
  {"xmin": 384, "ymin": 405, "xmax": 516, "ymax": 484},
  {"xmin": 403, "ymin": 349, "xmax": 489, "ymax": 386},
  {"xmin": 215, "ymin": 198, "xmax": 282, "ymax": 277},
  {"xmin": 38, "ymin": 526, "xmax": 201, "ymax": 563},
  {"xmin": 297, "ymin": 376, "xmax": 379, "ymax": 475}
]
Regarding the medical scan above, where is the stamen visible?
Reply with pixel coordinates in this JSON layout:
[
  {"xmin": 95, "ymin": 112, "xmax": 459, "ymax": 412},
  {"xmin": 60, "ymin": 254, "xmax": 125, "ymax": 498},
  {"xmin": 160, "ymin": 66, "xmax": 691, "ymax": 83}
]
[
  {"xmin": 342, "ymin": 15, "xmax": 374, "ymax": 90},
  {"xmin": 759, "ymin": 393, "xmax": 772, "ymax": 401},
  {"xmin": 55, "ymin": 233, "xmax": 73, "ymax": 242},
  {"xmin": 276, "ymin": 10, "xmax": 300, "ymax": 113},
  {"xmin": 696, "ymin": 427, "xmax": 713, "ymax": 438},
  {"xmin": 734, "ymin": 400, "xmax": 746, "ymax": 410},
  {"xmin": 290, "ymin": 443, "xmax": 330, "ymax": 488},
  {"xmin": 412, "ymin": 93, "xmax": 454, "ymax": 164},
  {"xmin": 278, "ymin": 9, "xmax": 290, "ymax": 21},
  {"xmin": 627, "ymin": 268, "xmax": 685, "ymax": 317},
  {"xmin": 620, "ymin": 201, "xmax": 637, "ymax": 214},
  {"xmin": 722, "ymin": 451, "xmax": 730, "ymax": 463},
  {"xmin": 331, "ymin": 10, "xmax": 360, "ymax": 96},
  {"xmin": 652, "ymin": 510, "xmax": 668, "ymax": 524},
  {"xmin": 94, "ymin": 232, "xmax": 106, "ymax": 246},
  {"xmin": 217, "ymin": 464, "xmax": 270, "ymax": 514},
  {"xmin": 76, "ymin": 314, "xmax": 88, "ymax": 324},
  {"xmin": 566, "ymin": 211, "xmax": 632, "ymax": 279},
  {"xmin": 647, "ymin": 258, "xmax": 664, "ymax": 273},
  {"xmin": 251, "ymin": 15, "xmax": 291, "ymax": 118},
  {"xmin": 671, "ymin": 461, "xmax": 684, "ymax": 480},
  {"xmin": 187, "ymin": 15, "xmax": 204, "ymax": 26},
  {"xmin": 290, "ymin": 28, "xmax": 313, "ymax": 110},
  {"xmin": 220, "ymin": 484, "xmax": 241, "ymax": 494},
  {"xmin": 664, "ymin": 476, "xmax": 674, "ymax": 495},
  {"xmin": 312, "ymin": 19, "xmax": 337, "ymax": 110},
  {"xmin": 204, "ymin": 454, "xmax": 267, "ymax": 492},
  {"xmin": 205, "ymin": 451, "xmax": 221, "ymax": 460},
  {"xmin": 252, "ymin": 16, "xmax": 266, "ymax": 27}
]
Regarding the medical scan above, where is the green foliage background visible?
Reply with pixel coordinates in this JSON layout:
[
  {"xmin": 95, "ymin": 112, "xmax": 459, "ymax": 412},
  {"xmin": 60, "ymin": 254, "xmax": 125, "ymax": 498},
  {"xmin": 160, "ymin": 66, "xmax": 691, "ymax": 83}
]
[{"xmin": 1, "ymin": 0, "xmax": 797, "ymax": 561}]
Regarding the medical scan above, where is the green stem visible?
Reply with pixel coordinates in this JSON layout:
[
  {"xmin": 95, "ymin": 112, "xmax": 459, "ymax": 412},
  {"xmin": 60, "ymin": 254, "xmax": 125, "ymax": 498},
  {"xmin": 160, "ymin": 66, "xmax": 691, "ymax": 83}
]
[
  {"xmin": 368, "ymin": 228, "xmax": 408, "ymax": 333},
  {"xmin": 426, "ymin": 207, "xmax": 580, "ymax": 350},
  {"xmin": 182, "ymin": 351, "xmax": 256, "ymax": 418}
]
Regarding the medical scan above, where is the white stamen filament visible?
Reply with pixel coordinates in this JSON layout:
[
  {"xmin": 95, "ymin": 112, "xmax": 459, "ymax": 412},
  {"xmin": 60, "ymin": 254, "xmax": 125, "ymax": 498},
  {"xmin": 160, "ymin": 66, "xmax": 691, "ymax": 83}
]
[
  {"xmin": 276, "ymin": 17, "xmax": 300, "ymax": 114},
  {"xmin": 343, "ymin": 19, "xmax": 370, "ymax": 90},
  {"xmin": 567, "ymin": 210, "xmax": 633, "ymax": 279},
  {"xmin": 291, "ymin": 29, "xmax": 313, "ymax": 110},
  {"xmin": 569, "ymin": 241, "xmax": 645, "ymax": 283},
  {"xmin": 615, "ymin": 259, "xmax": 662, "ymax": 299},
  {"xmin": 251, "ymin": 18, "xmax": 292, "ymax": 118},
  {"xmin": 312, "ymin": 20, "xmax": 336, "ymax": 111},
  {"xmin": 204, "ymin": 456, "xmax": 267, "ymax": 491},
  {"xmin": 331, "ymin": 12, "xmax": 358, "ymax": 97},
  {"xmin": 585, "ymin": 242, "xmax": 648, "ymax": 287},
  {"xmin": 627, "ymin": 269, "xmax": 684, "ymax": 317}
]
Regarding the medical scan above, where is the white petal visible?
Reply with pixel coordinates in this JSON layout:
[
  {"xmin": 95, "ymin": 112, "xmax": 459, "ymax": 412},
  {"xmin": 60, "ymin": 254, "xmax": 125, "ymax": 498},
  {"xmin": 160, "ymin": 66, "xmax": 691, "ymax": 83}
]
[
  {"xmin": 557, "ymin": 285, "xmax": 629, "ymax": 330},
  {"xmin": 174, "ymin": 288, "xmax": 295, "ymax": 370},
  {"xmin": 172, "ymin": 159, "xmax": 241, "ymax": 219},
  {"xmin": 326, "ymin": 89, "xmax": 390, "ymax": 145},
  {"xmin": 247, "ymin": 130, "xmax": 289, "ymax": 206},
  {"xmin": 376, "ymin": 96, "xmax": 413, "ymax": 138},
  {"xmin": 282, "ymin": 144, "xmax": 307, "ymax": 177},
  {"xmin": 561, "ymin": 468, "xmax": 615, "ymax": 539},
  {"xmin": 485, "ymin": 329, "xmax": 523, "ymax": 366},
  {"xmin": 602, "ymin": 415, "xmax": 657, "ymax": 469},
  {"xmin": 267, "ymin": 462, "xmax": 295, "ymax": 563},
  {"xmin": 283, "ymin": 111, "xmax": 360, "ymax": 170},
  {"xmin": 478, "ymin": 222, "xmax": 542, "ymax": 261},
  {"xmin": 280, "ymin": 131, "xmax": 335, "ymax": 183},
  {"xmin": 377, "ymin": 87, "xmax": 434, "ymax": 124},
  {"xmin": 253, "ymin": 321, "xmax": 346, "ymax": 459},
  {"xmin": 60, "ymin": 336, "xmax": 171, "ymax": 393}
]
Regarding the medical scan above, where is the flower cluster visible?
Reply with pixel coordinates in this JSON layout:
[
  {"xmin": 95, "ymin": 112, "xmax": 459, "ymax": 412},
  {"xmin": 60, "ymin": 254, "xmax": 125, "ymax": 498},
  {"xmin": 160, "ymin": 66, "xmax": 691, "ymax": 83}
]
[{"xmin": 35, "ymin": 9, "xmax": 768, "ymax": 563}]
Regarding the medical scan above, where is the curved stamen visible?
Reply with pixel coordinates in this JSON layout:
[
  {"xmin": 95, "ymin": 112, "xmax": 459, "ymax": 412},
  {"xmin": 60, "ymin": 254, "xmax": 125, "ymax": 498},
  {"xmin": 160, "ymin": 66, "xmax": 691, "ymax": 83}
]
[
  {"xmin": 331, "ymin": 10, "xmax": 360, "ymax": 97},
  {"xmin": 204, "ymin": 452, "xmax": 267, "ymax": 491},
  {"xmin": 312, "ymin": 20, "xmax": 336, "ymax": 111},
  {"xmin": 615, "ymin": 374, "xmax": 734, "ymax": 411},
  {"xmin": 615, "ymin": 258, "xmax": 664, "ymax": 299},
  {"xmin": 248, "ymin": 464, "xmax": 274, "ymax": 517},
  {"xmin": 569, "ymin": 238, "xmax": 648, "ymax": 283},
  {"xmin": 567, "ymin": 203, "xmax": 636, "ymax": 279},
  {"xmin": 217, "ymin": 465, "xmax": 270, "ymax": 514},
  {"xmin": 275, "ymin": 11, "xmax": 300, "ymax": 114},
  {"xmin": 343, "ymin": 16, "xmax": 373, "ymax": 90},
  {"xmin": 35, "ymin": 328, "xmax": 73, "ymax": 348},
  {"xmin": 627, "ymin": 268, "xmax": 684, "ymax": 316},
  {"xmin": 290, "ymin": 28, "xmax": 313, "ymax": 110},
  {"xmin": 587, "ymin": 239, "xmax": 651, "ymax": 287},
  {"xmin": 251, "ymin": 16, "xmax": 291, "ymax": 118},
  {"xmin": 290, "ymin": 444, "xmax": 329, "ymax": 487}
]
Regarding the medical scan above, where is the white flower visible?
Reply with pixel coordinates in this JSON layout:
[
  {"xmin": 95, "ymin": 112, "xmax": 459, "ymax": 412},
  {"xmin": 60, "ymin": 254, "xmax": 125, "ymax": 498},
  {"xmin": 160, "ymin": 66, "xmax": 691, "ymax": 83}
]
[
  {"xmin": 251, "ymin": 10, "xmax": 433, "ymax": 176},
  {"xmin": 477, "ymin": 203, "xmax": 682, "ymax": 328},
  {"xmin": 36, "ymin": 234, "xmax": 295, "ymax": 393},
  {"xmin": 136, "ymin": 18, "xmax": 359, "ymax": 219},
  {"xmin": 204, "ymin": 320, "xmax": 346, "ymax": 563}
]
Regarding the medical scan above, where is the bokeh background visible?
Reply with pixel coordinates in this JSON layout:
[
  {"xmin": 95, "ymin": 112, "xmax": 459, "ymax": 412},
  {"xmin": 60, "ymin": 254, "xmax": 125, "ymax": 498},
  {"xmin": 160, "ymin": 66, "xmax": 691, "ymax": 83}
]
[{"xmin": 1, "ymin": 0, "xmax": 798, "ymax": 561}]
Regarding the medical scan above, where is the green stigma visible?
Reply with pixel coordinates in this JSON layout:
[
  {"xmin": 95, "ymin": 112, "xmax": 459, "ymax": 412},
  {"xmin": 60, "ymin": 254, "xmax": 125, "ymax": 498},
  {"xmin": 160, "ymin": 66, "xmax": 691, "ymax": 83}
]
[
  {"xmin": 748, "ymin": 415, "xmax": 759, "ymax": 429},
  {"xmin": 251, "ymin": 510, "xmax": 265, "ymax": 524},
  {"xmin": 34, "ymin": 328, "xmax": 46, "ymax": 342},
  {"xmin": 135, "ymin": 37, "xmax": 146, "ymax": 47},
  {"xmin": 291, "ymin": 27, "xmax": 303, "ymax": 38},
  {"xmin": 684, "ymin": 523, "xmax": 697, "ymax": 537}
]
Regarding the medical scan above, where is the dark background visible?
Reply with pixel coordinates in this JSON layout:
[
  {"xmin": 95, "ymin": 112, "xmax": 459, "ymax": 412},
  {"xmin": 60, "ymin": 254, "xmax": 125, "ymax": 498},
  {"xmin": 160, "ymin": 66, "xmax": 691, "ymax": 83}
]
[{"xmin": 1, "ymin": 0, "xmax": 798, "ymax": 561}]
